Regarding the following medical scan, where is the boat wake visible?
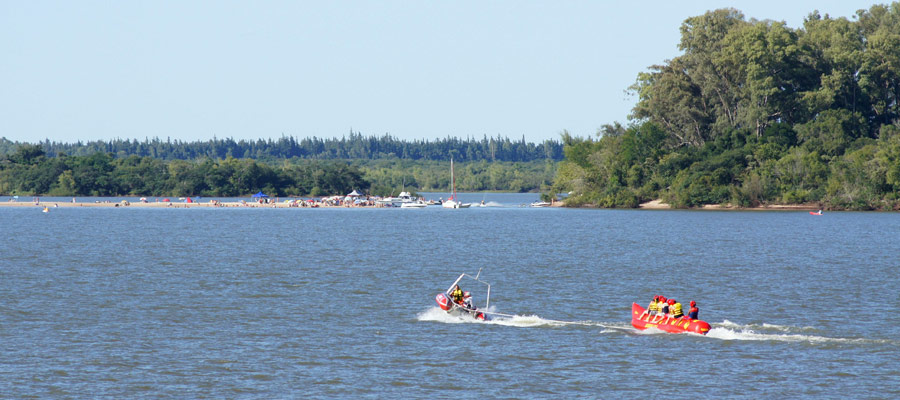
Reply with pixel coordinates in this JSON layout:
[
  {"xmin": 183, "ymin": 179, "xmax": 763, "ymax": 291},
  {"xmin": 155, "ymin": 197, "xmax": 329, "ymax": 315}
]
[
  {"xmin": 419, "ymin": 309, "xmax": 897, "ymax": 345},
  {"xmin": 417, "ymin": 307, "xmax": 625, "ymax": 332},
  {"xmin": 706, "ymin": 320, "xmax": 894, "ymax": 345},
  {"xmin": 417, "ymin": 307, "xmax": 564, "ymax": 327}
]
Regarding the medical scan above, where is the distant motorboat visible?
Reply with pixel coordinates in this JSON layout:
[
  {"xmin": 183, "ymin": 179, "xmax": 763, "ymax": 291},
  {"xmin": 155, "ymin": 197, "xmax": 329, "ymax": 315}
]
[
  {"xmin": 377, "ymin": 191, "xmax": 417, "ymax": 207},
  {"xmin": 530, "ymin": 201, "xmax": 551, "ymax": 207},
  {"xmin": 400, "ymin": 200, "xmax": 427, "ymax": 208}
]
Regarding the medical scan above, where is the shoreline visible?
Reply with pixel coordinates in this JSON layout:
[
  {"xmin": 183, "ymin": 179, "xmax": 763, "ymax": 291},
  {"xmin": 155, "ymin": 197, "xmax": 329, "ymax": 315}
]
[
  {"xmin": 0, "ymin": 199, "xmax": 368, "ymax": 209},
  {"xmin": 637, "ymin": 199, "xmax": 821, "ymax": 211},
  {"xmin": 0, "ymin": 198, "xmax": 825, "ymax": 211}
]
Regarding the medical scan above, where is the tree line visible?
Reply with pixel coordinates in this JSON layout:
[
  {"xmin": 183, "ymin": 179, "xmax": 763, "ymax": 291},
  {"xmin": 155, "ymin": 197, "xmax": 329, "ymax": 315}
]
[
  {"xmin": 550, "ymin": 4, "xmax": 900, "ymax": 210},
  {"xmin": 1, "ymin": 131, "xmax": 563, "ymax": 163},
  {"xmin": 0, "ymin": 144, "xmax": 554, "ymax": 197}
]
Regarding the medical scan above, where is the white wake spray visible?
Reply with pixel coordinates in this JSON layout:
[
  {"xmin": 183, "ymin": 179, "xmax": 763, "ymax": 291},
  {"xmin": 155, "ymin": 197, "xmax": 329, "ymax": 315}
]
[
  {"xmin": 417, "ymin": 307, "xmax": 623, "ymax": 333},
  {"xmin": 419, "ymin": 309, "xmax": 897, "ymax": 345},
  {"xmin": 705, "ymin": 320, "xmax": 893, "ymax": 345}
]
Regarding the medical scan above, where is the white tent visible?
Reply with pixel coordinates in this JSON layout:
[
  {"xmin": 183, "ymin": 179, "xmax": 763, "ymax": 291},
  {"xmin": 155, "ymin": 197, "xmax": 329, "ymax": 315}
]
[{"xmin": 346, "ymin": 190, "xmax": 362, "ymax": 197}]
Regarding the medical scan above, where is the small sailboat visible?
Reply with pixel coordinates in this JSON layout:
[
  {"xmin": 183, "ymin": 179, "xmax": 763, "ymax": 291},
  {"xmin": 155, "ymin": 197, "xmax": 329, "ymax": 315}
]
[{"xmin": 442, "ymin": 157, "xmax": 471, "ymax": 209}]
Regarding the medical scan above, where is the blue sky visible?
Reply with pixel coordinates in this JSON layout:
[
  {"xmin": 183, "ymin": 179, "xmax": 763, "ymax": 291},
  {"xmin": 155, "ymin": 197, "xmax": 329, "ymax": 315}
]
[{"xmin": 0, "ymin": 1, "xmax": 880, "ymax": 144}]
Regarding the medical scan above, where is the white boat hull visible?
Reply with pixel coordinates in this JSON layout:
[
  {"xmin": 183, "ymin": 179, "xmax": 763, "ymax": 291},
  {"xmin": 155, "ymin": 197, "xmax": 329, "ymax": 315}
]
[{"xmin": 442, "ymin": 199, "xmax": 471, "ymax": 209}]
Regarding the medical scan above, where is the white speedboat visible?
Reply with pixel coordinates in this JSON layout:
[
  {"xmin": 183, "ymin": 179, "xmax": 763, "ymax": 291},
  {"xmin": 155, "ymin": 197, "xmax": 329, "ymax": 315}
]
[
  {"xmin": 377, "ymin": 191, "xmax": 417, "ymax": 207},
  {"xmin": 434, "ymin": 270, "xmax": 491, "ymax": 320},
  {"xmin": 530, "ymin": 201, "xmax": 551, "ymax": 207},
  {"xmin": 400, "ymin": 200, "xmax": 427, "ymax": 208}
]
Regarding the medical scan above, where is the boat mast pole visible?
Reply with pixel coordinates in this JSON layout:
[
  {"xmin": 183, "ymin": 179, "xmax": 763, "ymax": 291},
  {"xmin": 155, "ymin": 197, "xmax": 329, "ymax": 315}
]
[{"xmin": 451, "ymin": 157, "xmax": 456, "ymax": 201}]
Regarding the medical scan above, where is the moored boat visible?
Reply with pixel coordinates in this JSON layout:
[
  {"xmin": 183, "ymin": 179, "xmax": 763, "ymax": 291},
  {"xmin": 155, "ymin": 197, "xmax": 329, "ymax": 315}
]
[
  {"xmin": 442, "ymin": 157, "xmax": 472, "ymax": 209},
  {"xmin": 400, "ymin": 200, "xmax": 427, "ymax": 208},
  {"xmin": 631, "ymin": 303, "xmax": 710, "ymax": 335}
]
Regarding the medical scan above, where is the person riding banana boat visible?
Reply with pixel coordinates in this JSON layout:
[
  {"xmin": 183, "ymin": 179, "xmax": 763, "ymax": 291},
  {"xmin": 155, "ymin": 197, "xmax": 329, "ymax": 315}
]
[{"xmin": 640, "ymin": 295, "xmax": 695, "ymax": 321}]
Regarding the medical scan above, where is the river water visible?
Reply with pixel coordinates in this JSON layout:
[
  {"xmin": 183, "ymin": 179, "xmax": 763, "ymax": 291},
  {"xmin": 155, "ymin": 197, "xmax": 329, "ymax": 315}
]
[{"xmin": 1, "ymin": 193, "xmax": 898, "ymax": 398}]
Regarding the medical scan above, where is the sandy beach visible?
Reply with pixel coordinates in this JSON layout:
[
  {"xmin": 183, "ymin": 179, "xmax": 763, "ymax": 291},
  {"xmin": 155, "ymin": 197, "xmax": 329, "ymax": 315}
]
[
  {"xmin": 0, "ymin": 199, "xmax": 353, "ymax": 209},
  {"xmin": 0, "ymin": 197, "xmax": 822, "ymax": 210}
]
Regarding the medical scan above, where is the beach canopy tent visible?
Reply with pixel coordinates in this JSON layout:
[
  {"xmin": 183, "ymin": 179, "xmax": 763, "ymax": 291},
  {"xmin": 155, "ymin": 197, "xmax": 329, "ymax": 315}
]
[
  {"xmin": 346, "ymin": 190, "xmax": 362, "ymax": 197},
  {"xmin": 252, "ymin": 191, "xmax": 269, "ymax": 198}
]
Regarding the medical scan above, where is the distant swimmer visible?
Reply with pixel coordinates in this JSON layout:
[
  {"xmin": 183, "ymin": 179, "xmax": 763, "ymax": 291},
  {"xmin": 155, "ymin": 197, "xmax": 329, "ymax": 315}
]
[{"xmin": 42, "ymin": 206, "xmax": 49, "ymax": 213}]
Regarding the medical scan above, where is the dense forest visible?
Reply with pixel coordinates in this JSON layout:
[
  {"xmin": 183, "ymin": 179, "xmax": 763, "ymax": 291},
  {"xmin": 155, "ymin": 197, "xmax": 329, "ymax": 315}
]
[
  {"xmin": 550, "ymin": 4, "xmax": 900, "ymax": 210},
  {"xmin": 0, "ymin": 132, "xmax": 563, "ymax": 163},
  {"xmin": 0, "ymin": 133, "xmax": 560, "ymax": 196},
  {"xmin": 0, "ymin": 144, "xmax": 556, "ymax": 197}
]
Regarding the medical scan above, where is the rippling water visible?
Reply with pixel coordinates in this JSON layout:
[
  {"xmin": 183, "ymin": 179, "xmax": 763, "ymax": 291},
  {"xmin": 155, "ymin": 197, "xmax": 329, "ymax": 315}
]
[{"xmin": 1, "ymin": 194, "xmax": 898, "ymax": 398}]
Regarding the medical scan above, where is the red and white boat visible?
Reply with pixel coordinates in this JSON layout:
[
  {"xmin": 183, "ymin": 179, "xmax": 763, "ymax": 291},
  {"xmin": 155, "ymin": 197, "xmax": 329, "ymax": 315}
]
[
  {"xmin": 809, "ymin": 210, "xmax": 823, "ymax": 215},
  {"xmin": 435, "ymin": 271, "xmax": 490, "ymax": 320},
  {"xmin": 631, "ymin": 303, "xmax": 710, "ymax": 335}
]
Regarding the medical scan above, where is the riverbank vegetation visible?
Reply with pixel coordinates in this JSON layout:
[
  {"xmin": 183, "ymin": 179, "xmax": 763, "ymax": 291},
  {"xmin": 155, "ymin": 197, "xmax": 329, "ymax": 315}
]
[
  {"xmin": 1, "ymin": 132, "xmax": 562, "ymax": 163},
  {"xmin": 0, "ymin": 144, "xmax": 555, "ymax": 197},
  {"xmin": 550, "ymin": 4, "xmax": 900, "ymax": 210},
  {"xmin": 0, "ymin": 133, "xmax": 559, "ymax": 196}
]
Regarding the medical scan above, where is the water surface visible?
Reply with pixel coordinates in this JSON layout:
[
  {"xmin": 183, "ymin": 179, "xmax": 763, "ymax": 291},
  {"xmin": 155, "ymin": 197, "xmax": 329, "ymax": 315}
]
[{"xmin": 1, "ymin": 195, "xmax": 897, "ymax": 398}]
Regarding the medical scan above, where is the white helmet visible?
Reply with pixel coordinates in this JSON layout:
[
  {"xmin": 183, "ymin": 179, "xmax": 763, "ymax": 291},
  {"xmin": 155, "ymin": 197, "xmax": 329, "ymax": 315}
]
[{"xmin": 464, "ymin": 291, "xmax": 471, "ymax": 298}]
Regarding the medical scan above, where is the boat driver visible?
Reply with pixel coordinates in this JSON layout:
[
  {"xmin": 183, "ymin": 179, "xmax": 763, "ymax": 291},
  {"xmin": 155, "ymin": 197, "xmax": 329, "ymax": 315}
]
[
  {"xmin": 451, "ymin": 285, "xmax": 465, "ymax": 304},
  {"xmin": 463, "ymin": 291, "xmax": 476, "ymax": 310}
]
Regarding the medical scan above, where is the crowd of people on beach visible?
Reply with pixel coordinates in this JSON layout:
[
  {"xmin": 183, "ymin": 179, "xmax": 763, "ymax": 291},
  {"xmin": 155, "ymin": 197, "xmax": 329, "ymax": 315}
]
[{"xmin": 4, "ymin": 192, "xmax": 444, "ymax": 209}]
